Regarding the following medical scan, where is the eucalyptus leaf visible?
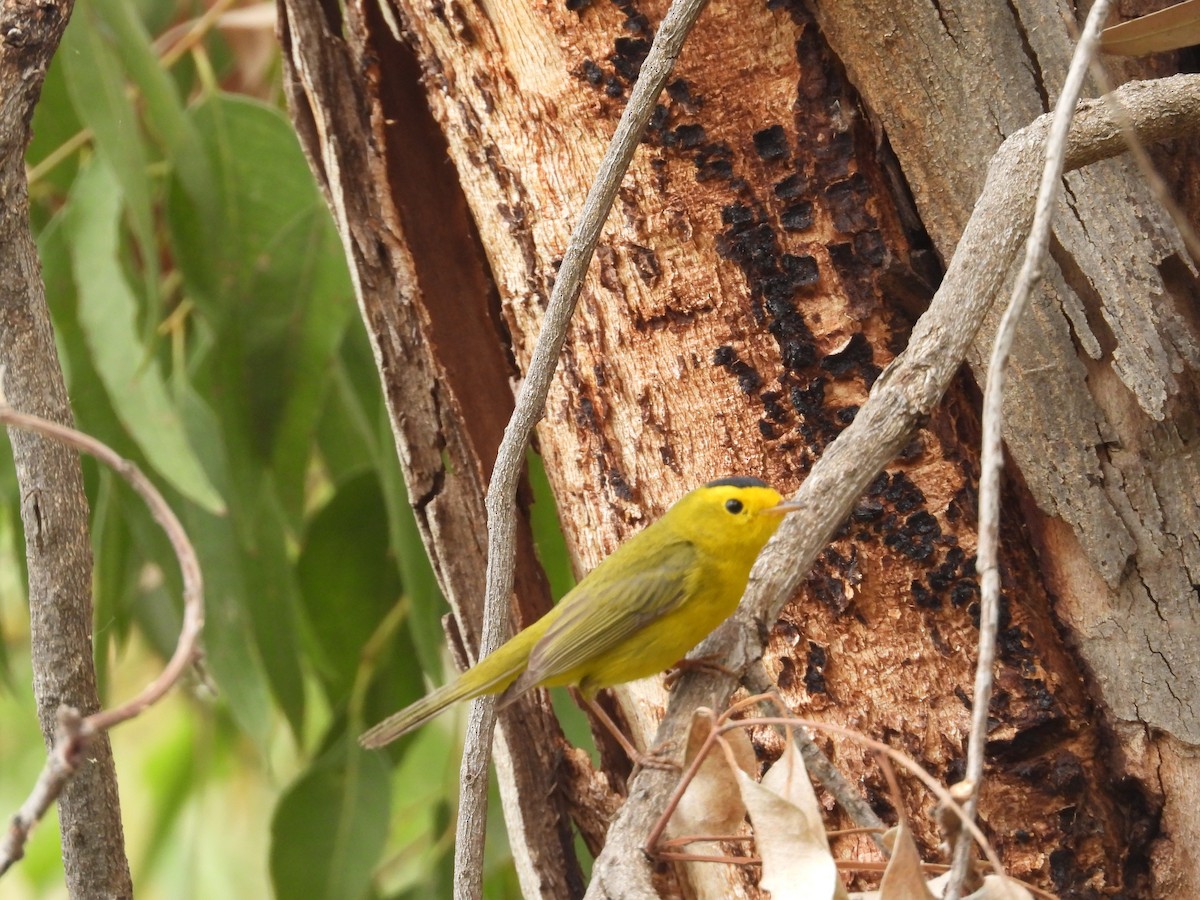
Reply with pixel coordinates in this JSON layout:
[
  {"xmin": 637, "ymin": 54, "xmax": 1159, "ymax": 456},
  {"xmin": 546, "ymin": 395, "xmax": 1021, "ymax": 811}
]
[
  {"xmin": 63, "ymin": 160, "xmax": 224, "ymax": 512},
  {"xmin": 270, "ymin": 744, "xmax": 391, "ymax": 900}
]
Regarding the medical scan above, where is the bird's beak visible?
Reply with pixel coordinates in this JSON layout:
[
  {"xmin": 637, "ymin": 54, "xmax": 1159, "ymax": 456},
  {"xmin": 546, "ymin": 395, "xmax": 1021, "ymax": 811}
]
[{"xmin": 762, "ymin": 498, "xmax": 804, "ymax": 517}]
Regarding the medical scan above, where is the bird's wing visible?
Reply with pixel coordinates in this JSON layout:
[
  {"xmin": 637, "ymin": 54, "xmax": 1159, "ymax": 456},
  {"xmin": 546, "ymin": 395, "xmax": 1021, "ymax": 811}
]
[{"xmin": 521, "ymin": 539, "xmax": 697, "ymax": 687}]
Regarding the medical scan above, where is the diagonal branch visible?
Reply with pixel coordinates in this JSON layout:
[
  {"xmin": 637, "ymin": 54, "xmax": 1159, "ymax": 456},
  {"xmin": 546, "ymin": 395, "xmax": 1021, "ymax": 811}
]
[{"xmin": 584, "ymin": 72, "xmax": 1200, "ymax": 899}]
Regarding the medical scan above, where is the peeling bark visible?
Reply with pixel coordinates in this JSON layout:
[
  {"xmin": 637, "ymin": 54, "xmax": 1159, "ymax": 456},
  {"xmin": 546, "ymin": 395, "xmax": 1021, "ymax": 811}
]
[{"xmin": 809, "ymin": 0, "xmax": 1200, "ymax": 892}]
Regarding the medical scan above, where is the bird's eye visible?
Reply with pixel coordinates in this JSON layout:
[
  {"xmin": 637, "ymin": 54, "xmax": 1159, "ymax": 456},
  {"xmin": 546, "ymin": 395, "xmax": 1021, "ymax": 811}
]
[{"xmin": 725, "ymin": 498, "xmax": 744, "ymax": 514}]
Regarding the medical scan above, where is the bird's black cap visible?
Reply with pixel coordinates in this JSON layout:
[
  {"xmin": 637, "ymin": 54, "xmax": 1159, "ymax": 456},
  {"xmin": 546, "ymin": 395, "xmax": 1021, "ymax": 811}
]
[{"xmin": 705, "ymin": 476, "xmax": 769, "ymax": 489}]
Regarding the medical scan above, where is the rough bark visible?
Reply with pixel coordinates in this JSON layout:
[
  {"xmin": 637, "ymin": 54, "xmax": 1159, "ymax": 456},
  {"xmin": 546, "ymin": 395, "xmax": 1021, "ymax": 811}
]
[
  {"xmin": 282, "ymin": 0, "xmax": 1198, "ymax": 895},
  {"xmin": 808, "ymin": 0, "xmax": 1200, "ymax": 893},
  {"xmin": 277, "ymin": 1, "xmax": 584, "ymax": 896},
  {"xmin": 0, "ymin": 0, "xmax": 133, "ymax": 896}
]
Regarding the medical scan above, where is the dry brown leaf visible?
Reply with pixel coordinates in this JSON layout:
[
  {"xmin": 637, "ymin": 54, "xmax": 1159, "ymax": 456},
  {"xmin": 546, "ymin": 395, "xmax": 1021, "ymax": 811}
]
[
  {"xmin": 1101, "ymin": 0, "xmax": 1200, "ymax": 55},
  {"xmin": 669, "ymin": 708, "xmax": 756, "ymax": 837},
  {"xmin": 737, "ymin": 738, "xmax": 846, "ymax": 900},
  {"xmin": 877, "ymin": 823, "xmax": 936, "ymax": 900}
]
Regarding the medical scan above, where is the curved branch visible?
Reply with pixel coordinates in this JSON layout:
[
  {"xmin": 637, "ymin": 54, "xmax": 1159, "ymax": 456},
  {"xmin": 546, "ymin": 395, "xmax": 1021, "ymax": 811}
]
[
  {"xmin": 0, "ymin": 404, "xmax": 204, "ymax": 878},
  {"xmin": 584, "ymin": 72, "xmax": 1200, "ymax": 899}
]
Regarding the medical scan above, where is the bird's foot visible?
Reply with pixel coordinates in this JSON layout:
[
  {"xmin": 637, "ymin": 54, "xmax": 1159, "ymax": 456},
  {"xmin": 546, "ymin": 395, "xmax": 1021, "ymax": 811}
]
[{"xmin": 664, "ymin": 655, "xmax": 739, "ymax": 690}]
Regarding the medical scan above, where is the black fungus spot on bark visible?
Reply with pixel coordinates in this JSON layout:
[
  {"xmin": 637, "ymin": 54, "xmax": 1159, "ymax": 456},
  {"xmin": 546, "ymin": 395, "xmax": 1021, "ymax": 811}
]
[
  {"xmin": 825, "ymin": 173, "xmax": 875, "ymax": 233},
  {"xmin": 735, "ymin": 362, "xmax": 762, "ymax": 394},
  {"xmin": 780, "ymin": 201, "xmax": 814, "ymax": 231},
  {"xmin": 566, "ymin": 0, "xmax": 592, "ymax": 11},
  {"xmin": 753, "ymin": 124, "xmax": 789, "ymax": 162},
  {"xmin": 758, "ymin": 420, "xmax": 779, "ymax": 439},
  {"xmin": 854, "ymin": 229, "xmax": 886, "ymax": 266},
  {"xmin": 773, "ymin": 173, "xmax": 808, "ymax": 199},
  {"xmin": 666, "ymin": 78, "xmax": 697, "ymax": 108},
  {"xmin": 782, "ymin": 253, "xmax": 819, "ymax": 286},
  {"xmin": 604, "ymin": 76, "xmax": 623, "ymax": 98},
  {"xmin": 577, "ymin": 395, "xmax": 598, "ymax": 431},
  {"xmin": 928, "ymin": 546, "xmax": 965, "ymax": 591},
  {"xmin": 610, "ymin": 36, "xmax": 650, "ymax": 82},
  {"xmin": 648, "ymin": 103, "xmax": 669, "ymax": 134},
  {"xmin": 885, "ymin": 510, "xmax": 941, "ymax": 561},
  {"xmin": 808, "ymin": 570, "xmax": 848, "ymax": 614},
  {"xmin": 712, "ymin": 345, "xmax": 762, "ymax": 394},
  {"xmin": 762, "ymin": 391, "xmax": 788, "ymax": 423},
  {"xmin": 721, "ymin": 202, "xmax": 755, "ymax": 227},
  {"xmin": 694, "ymin": 141, "xmax": 734, "ymax": 181},
  {"xmin": 866, "ymin": 471, "xmax": 890, "ymax": 497},
  {"xmin": 996, "ymin": 618, "xmax": 1022, "ymax": 650},
  {"xmin": 673, "ymin": 123, "xmax": 706, "ymax": 149},
  {"xmin": 607, "ymin": 468, "xmax": 634, "ymax": 501},
  {"xmin": 882, "ymin": 471, "xmax": 925, "ymax": 513},
  {"xmin": 804, "ymin": 642, "xmax": 828, "ymax": 694},
  {"xmin": 623, "ymin": 11, "xmax": 648, "ymax": 33},
  {"xmin": 850, "ymin": 498, "xmax": 884, "ymax": 523},
  {"xmin": 820, "ymin": 331, "xmax": 873, "ymax": 378},
  {"xmin": 912, "ymin": 580, "xmax": 940, "ymax": 609},
  {"xmin": 581, "ymin": 59, "xmax": 602, "ymax": 84},
  {"xmin": 790, "ymin": 379, "xmax": 825, "ymax": 417},
  {"xmin": 835, "ymin": 405, "xmax": 858, "ymax": 425},
  {"xmin": 659, "ymin": 444, "xmax": 676, "ymax": 468}
]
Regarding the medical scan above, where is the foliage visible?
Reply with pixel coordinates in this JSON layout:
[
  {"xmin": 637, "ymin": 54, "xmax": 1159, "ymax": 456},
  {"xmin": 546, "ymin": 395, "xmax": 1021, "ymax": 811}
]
[{"xmin": 0, "ymin": 0, "xmax": 569, "ymax": 895}]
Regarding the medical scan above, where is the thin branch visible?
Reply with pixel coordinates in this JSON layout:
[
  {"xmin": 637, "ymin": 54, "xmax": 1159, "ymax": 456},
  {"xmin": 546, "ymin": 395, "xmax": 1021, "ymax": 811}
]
[
  {"xmin": 947, "ymin": 3, "xmax": 1112, "ymax": 898},
  {"xmin": 0, "ymin": 403, "xmax": 204, "ymax": 878},
  {"xmin": 583, "ymin": 72, "xmax": 1200, "ymax": 900},
  {"xmin": 742, "ymin": 662, "xmax": 887, "ymax": 852},
  {"xmin": 453, "ymin": 0, "xmax": 712, "ymax": 896}
]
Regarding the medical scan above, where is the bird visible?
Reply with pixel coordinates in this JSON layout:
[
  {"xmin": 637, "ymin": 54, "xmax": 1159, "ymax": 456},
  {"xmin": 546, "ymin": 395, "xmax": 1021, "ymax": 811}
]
[{"xmin": 360, "ymin": 476, "xmax": 796, "ymax": 750}]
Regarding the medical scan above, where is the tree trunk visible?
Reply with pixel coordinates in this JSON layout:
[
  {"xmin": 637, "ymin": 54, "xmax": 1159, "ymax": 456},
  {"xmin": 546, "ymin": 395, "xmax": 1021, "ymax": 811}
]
[
  {"xmin": 0, "ymin": 1, "xmax": 133, "ymax": 896},
  {"xmin": 280, "ymin": 0, "xmax": 1198, "ymax": 895}
]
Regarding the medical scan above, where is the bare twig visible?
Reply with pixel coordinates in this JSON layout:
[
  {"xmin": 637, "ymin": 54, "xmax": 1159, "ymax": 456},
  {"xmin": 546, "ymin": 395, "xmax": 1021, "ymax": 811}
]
[
  {"xmin": 453, "ymin": 0, "xmax": 712, "ymax": 895},
  {"xmin": 946, "ymin": 4, "xmax": 1112, "ymax": 899},
  {"xmin": 0, "ymin": 404, "xmax": 204, "ymax": 878},
  {"xmin": 742, "ymin": 663, "xmax": 887, "ymax": 851},
  {"xmin": 583, "ymin": 72, "xmax": 1200, "ymax": 899}
]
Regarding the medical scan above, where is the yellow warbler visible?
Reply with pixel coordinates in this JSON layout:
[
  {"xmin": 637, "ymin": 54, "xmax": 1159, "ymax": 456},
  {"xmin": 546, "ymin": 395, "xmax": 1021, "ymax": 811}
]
[{"xmin": 360, "ymin": 476, "xmax": 794, "ymax": 748}]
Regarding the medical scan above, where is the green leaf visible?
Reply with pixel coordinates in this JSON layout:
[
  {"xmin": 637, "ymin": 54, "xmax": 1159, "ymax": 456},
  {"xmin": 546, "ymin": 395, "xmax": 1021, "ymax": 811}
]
[
  {"xmin": 88, "ymin": 0, "xmax": 217, "ymax": 226},
  {"xmin": 172, "ymin": 383, "xmax": 278, "ymax": 744},
  {"xmin": 270, "ymin": 744, "xmax": 391, "ymax": 900},
  {"xmin": 62, "ymin": 160, "xmax": 224, "ymax": 513},
  {"xmin": 61, "ymin": 0, "xmax": 159, "ymax": 301},
  {"xmin": 239, "ymin": 481, "xmax": 308, "ymax": 735},
  {"xmin": 527, "ymin": 450, "xmax": 575, "ymax": 600},
  {"xmin": 297, "ymin": 472, "xmax": 403, "ymax": 699},
  {"xmin": 166, "ymin": 93, "xmax": 352, "ymax": 523},
  {"xmin": 376, "ymin": 405, "xmax": 449, "ymax": 684}
]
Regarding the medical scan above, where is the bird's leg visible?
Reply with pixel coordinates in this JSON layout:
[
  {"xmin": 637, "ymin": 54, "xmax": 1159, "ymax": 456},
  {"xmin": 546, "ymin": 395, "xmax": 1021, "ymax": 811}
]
[
  {"xmin": 578, "ymin": 693, "xmax": 679, "ymax": 772},
  {"xmin": 663, "ymin": 654, "xmax": 739, "ymax": 690}
]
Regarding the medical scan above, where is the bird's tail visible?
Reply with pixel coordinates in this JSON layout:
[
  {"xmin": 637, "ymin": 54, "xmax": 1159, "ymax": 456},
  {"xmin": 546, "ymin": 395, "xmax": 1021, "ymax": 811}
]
[{"xmin": 358, "ymin": 630, "xmax": 537, "ymax": 749}]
